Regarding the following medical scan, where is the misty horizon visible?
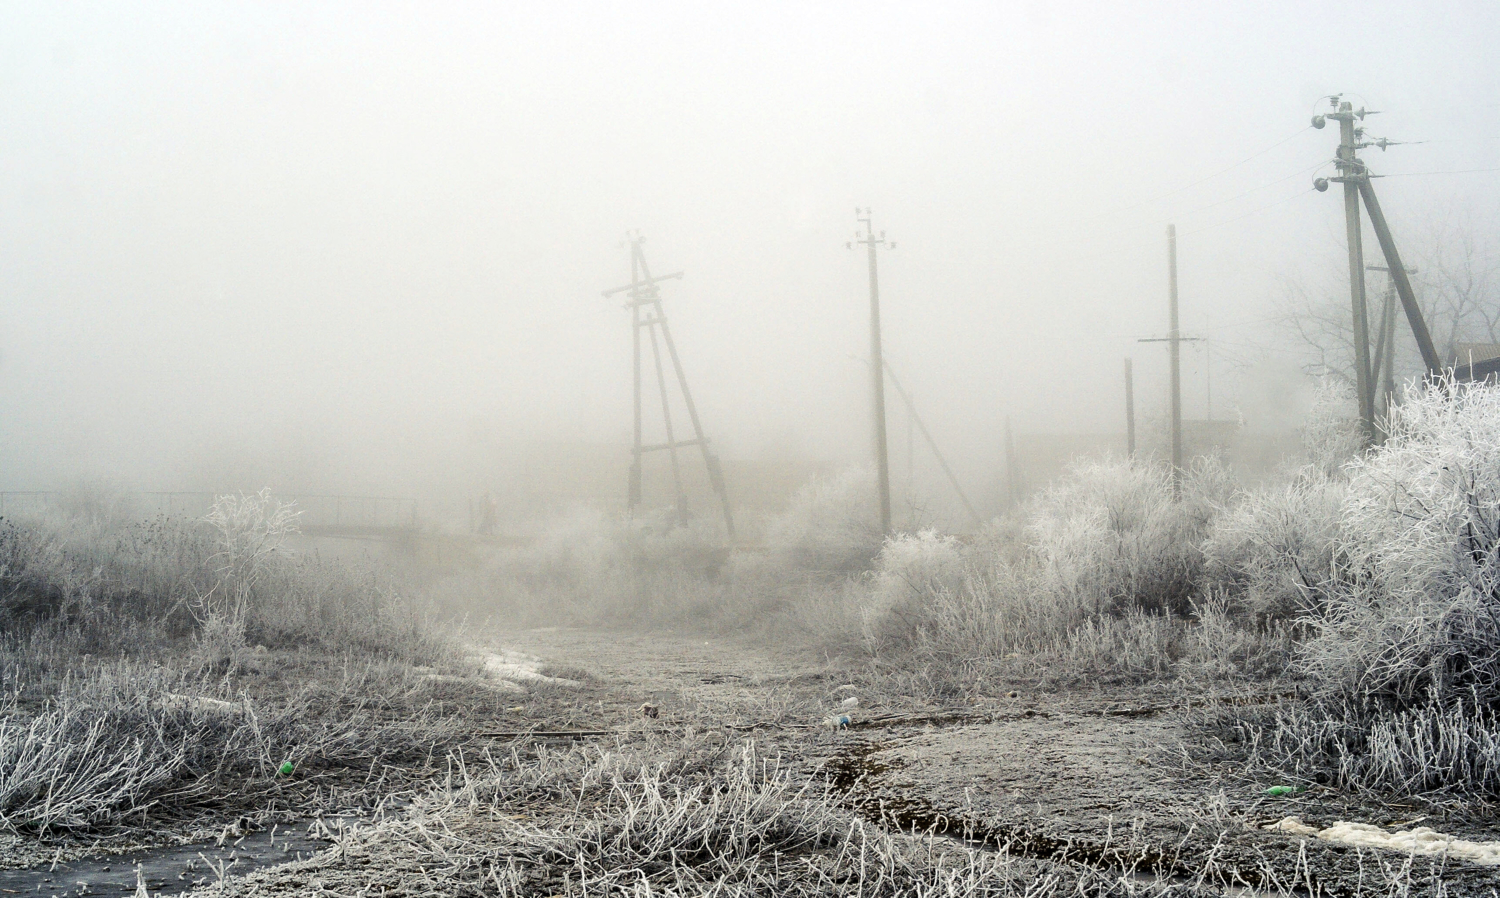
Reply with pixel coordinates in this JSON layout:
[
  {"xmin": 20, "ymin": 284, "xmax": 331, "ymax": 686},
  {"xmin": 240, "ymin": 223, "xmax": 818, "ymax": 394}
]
[{"xmin": 3, "ymin": 2, "xmax": 1498, "ymax": 526}]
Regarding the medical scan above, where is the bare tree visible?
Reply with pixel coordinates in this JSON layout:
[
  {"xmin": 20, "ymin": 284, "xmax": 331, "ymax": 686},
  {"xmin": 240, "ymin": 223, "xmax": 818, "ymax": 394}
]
[{"xmin": 1278, "ymin": 205, "xmax": 1500, "ymax": 385}]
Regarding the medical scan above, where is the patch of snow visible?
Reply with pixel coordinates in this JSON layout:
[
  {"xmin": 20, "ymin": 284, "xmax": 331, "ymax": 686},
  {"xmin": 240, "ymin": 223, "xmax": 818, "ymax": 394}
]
[
  {"xmin": 419, "ymin": 673, "xmax": 524, "ymax": 693},
  {"xmin": 1266, "ymin": 816, "xmax": 1500, "ymax": 865},
  {"xmin": 158, "ymin": 694, "xmax": 244, "ymax": 715},
  {"xmin": 472, "ymin": 648, "xmax": 583, "ymax": 689}
]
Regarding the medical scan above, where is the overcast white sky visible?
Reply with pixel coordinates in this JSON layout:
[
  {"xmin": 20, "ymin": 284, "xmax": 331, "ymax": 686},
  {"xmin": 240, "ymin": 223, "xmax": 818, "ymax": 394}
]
[{"xmin": 2, "ymin": 1, "xmax": 1497, "ymax": 501}]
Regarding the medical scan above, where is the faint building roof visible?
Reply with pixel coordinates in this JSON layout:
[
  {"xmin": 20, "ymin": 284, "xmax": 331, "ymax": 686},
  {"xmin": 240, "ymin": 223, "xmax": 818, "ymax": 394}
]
[{"xmin": 1451, "ymin": 343, "xmax": 1500, "ymax": 367}]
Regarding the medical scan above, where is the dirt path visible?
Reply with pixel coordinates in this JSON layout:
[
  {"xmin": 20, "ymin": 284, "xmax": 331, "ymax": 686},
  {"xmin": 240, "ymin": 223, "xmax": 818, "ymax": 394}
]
[
  {"xmin": 494, "ymin": 627, "xmax": 1500, "ymax": 896},
  {"xmin": 12, "ymin": 627, "xmax": 1497, "ymax": 896}
]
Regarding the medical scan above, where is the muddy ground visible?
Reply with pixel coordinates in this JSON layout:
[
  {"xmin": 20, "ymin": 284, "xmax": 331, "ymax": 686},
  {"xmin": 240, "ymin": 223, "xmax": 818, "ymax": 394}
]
[{"xmin": 8, "ymin": 627, "xmax": 1500, "ymax": 896}]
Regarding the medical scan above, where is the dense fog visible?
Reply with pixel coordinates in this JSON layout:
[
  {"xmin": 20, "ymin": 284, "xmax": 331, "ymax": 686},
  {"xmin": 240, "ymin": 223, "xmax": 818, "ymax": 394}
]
[{"xmin": 2, "ymin": 1, "xmax": 1498, "ymax": 528}]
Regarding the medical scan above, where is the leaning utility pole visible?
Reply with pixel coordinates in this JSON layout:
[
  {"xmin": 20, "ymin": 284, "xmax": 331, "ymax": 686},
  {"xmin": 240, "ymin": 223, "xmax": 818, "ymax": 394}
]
[
  {"xmin": 1124, "ymin": 358, "xmax": 1136, "ymax": 460},
  {"xmin": 1367, "ymin": 263, "xmax": 1414, "ymax": 424},
  {"xmin": 1313, "ymin": 96, "xmax": 1442, "ymax": 442},
  {"xmin": 849, "ymin": 209, "xmax": 895, "ymax": 534},
  {"xmin": 603, "ymin": 234, "xmax": 735, "ymax": 537}
]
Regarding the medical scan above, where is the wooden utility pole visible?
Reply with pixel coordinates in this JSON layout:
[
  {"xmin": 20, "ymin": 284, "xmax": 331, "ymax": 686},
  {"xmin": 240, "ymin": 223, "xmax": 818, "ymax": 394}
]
[
  {"xmin": 850, "ymin": 209, "xmax": 894, "ymax": 534},
  {"xmin": 1168, "ymin": 225, "xmax": 1182, "ymax": 496},
  {"xmin": 1124, "ymin": 358, "xmax": 1136, "ymax": 459},
  {"xmin": 1003, "ymin": 415, "xmax": 1018, "ymax": 507},
  {"xmin": 1335, "ymin": 101, "xmax": 1376, "ymax": 442},
  {"xmin": 1137, "ymin": 226, "xmax": 1204, "ymax": 498},
  {"xmin": 1367, "ymin": 263, "xmax": 1414, "ymax": 427},
  {"xmin": 603, "ymin": 235, "xmax": 735, "ymax": 537},
  {"xmin": 1313, "ymin": 97, "xmax": 1442, "ymax": 439}
]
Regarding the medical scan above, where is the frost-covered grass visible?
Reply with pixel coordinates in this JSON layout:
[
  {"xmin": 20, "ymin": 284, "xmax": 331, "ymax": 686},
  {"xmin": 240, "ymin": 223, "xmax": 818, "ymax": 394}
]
[
  {"xmin": 0, "ymin": 491, "xmax": 444, "ymax": 664},
  {"xmin": 0, "ymin": 492, "xmax": 461, "ymax": 833},
  {"xmin": 0, "ymin": 660, "xmax": 463, "ymax": 833},
  {"xmin": 210, "ymin": 737, "xmax": 1439, "ymax": 898},
  {"xmin": 1219, "ymin": 688, "xmax": 1500, "ymax": 798}
]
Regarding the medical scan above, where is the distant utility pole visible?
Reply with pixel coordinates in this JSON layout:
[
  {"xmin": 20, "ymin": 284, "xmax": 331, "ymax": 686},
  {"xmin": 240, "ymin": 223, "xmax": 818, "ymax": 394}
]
[
  {"xmin": 1138, "ymin": 224, "xmax": 1202, "ymax": 499},
  {"xmin": 602, "ymin": 234, "xmax": 735, "ymax": 537},
  {"xmin": 1124, "ymin": 358, "xmax": 1136, "ymax": 459},
  {"xmin": 1167, "ymin": 224, "xmax": 1182, "ymax": 495},
  {"xmin": 1003, "ymin": 415, "xmax": 1018, "ymax": 507},
  {"xmin": 1313, "ymin": 96, "xmax": 1441, "ymax": 443},
  {"xmin": 849, "ymin": 209, "xmax": 895, "ymax": 534}
]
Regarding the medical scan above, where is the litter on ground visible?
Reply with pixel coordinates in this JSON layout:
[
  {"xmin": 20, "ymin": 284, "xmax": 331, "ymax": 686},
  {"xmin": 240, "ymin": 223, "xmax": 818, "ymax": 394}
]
[{"xmin": 1266, "ymin": 816, "xmax": 1500, "ymax": 865}]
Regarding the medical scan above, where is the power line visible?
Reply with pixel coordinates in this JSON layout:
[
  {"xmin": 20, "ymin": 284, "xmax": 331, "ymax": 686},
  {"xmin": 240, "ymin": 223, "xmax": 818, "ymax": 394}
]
[
  {"xmin": 1381, "ymin": 167, "xmax": 1500, "ymax": 177},
  {"xmin": 1090, "ymin": 126, "xmax": 1312, "ymax": 221},
  {"xmin": 1068, "ymin": 185, "xmax": 1316, "ymax": 264},
  {"xmin": 1180, "ymin": 187, "xmax": 1317, "ymax": 238},
  {"xmin": 1166, "ymin": 161, "xmax": 1326, "ymax": 220}
]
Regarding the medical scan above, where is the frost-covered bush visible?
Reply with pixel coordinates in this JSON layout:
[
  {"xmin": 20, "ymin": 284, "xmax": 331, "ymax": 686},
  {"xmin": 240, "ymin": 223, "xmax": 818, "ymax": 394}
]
[
  {"xmin": 1203, "ymin": 471, "xmax": 1347, "ymax": 622},
  {"xmin": 861, "ymin": 530, "xmax": 965, "ymax": 647},
  {"xmin": 853, "ymin": 461, "xmax": 1280, "ymax": 681},
  {"xmin": 1300, "ymin": 380, "xmax": 1500, "ymax": 709},
  {"xmin": 1028, "ymin": 457, "xmax": 1227, "ymax": 617},
  {"xmin": 764, "ymin": 467, "xmax": 882, "ymax": 572}
]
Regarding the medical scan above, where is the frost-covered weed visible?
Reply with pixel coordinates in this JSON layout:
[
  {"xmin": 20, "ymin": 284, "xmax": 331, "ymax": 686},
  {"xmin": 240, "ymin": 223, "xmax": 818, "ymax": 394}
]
[
  {"xmin": 0, "ymin": 498, "xmax": 441, "ymax": 663},
  {"xmin": 1300, "ymin": 380, "xmax": 1365, "ymax": 478},
  {"xmin": 479, "ymin": 507, "xmax": 730, "ymax": 625}
]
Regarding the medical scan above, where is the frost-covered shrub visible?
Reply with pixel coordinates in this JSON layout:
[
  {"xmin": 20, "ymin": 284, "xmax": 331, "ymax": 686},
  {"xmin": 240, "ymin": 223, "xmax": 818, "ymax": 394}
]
[
  {"xmin": 1203, "ymin": 471, "xmax": 1347, "ymax": 622},
  {"xmin": 1028, "ymin": 457, "xmax": 1226, "ymax": 617},
  {"xmin": 1301, "ymin": 381, "xmax": 1365, "ymax": 478},
  {"xmin": 861, "ymin": 530, "xmax": 965, "ymax": 646},
  {"xmin": 764, "ymin": 467, "xmax": 882, "ymax": 572},
  {"xmin": 1301, "ymin": 380, "xmax": 1500, "ymax": 709}
]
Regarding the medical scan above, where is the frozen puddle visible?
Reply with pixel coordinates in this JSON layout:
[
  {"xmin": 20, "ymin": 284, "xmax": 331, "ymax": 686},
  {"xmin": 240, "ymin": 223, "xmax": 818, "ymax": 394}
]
[
  {"xmin": 0, "ymin": 817, "xmax": 354, "ymax": 897},
  {"xmin": 1267, "ymin": 816, "xmax": 1500, "ymax": 865}
]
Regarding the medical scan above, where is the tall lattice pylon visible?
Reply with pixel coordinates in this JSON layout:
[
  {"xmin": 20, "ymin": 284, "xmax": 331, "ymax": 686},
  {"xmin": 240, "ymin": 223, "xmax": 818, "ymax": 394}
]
[{"xmin": 602, "ymin": 234, "xmax": 735, "ymax": 537}]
